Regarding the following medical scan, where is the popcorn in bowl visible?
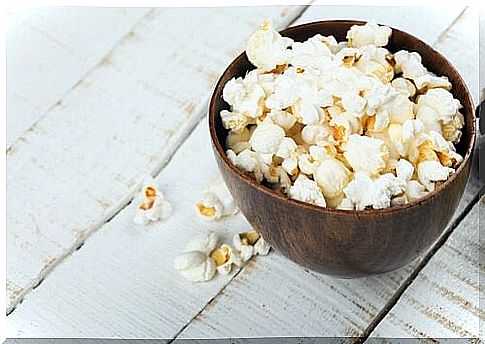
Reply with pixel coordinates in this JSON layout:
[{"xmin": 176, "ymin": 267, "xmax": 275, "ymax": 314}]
[{"xmin": 220, "ymin": 20, "xmax": 464, "ymax": 210}]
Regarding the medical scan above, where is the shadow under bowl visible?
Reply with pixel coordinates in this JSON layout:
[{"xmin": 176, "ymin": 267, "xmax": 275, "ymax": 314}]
[{"xmin": 209, "ymin": 20, "xmax": 476, "ymax": 278}]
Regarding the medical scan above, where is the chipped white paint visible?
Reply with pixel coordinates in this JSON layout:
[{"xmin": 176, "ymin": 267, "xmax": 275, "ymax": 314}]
[
  {"xmin": 6, "ymin": 7, "xmax": 150, "ymax": 146},
  {"xmin": 371, "ymin": 199, "xmax": 482, "ymax": 339},
  {"xmin": 6, "ymin": 5, "xmax": 309, "ymax": 313}
]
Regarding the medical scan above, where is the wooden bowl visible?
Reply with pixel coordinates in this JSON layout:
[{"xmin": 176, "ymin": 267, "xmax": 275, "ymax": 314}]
[{"xmin": 209, "ymin": 20, "xmax": 476, "ymax": 277}]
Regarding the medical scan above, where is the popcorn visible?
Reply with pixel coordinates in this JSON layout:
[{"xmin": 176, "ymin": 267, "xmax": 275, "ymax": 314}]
[
  {"xmin": 416, "ymin": 88, "xmax": 464, "ymax": 143},
  {"xmin": 343, "ymin": 135, "xmax": 389, "ymax": 176},
  {"xmin": 196, "ymin": 179, "xmax": 239, "ymax": 221},
  {"xmin": 173, "ymin": 251, "xmax": 216, "ymax": 282},
  {"xmin": 222, "ymin": 76, "xmax": 265, "ymax": 122},
  {"xmin": 220, "ymin": 20, "xmax": 464, "ymax": 210},
  {"xmin": 391, "ymin": 77, "xmax": 416, "ymax": 98},
  {"xmin": 354, "ymin": 45, "xmax": 394, "ymax": 83},
  {"xmin": 268, "ymin": 109, "xmax": 297, "ymax": 130},
  {"xmin": 394, "ymin": 50, "xmax": 452, "ymax": 91},
  {"xmin": 344, "ymin": 172, "xmax": 405, "ymax": 210},
  {"xmin": 290, "ymin": 34, "xmax": 336, "ymax": 70},
  {"xmin": 210, "ymin": 243, "xmax": 242, "ymax": 275},
  {"xmin": 395, "ymin": 159, "xmax": 428, "ymax": 203},
  {"xmin": 134, "ymin": 177, "xmax": 172, "ymax": 225},
  {"xmin": 314, "ymin": 157, "xmax": 352, "ymax": 201},
  {"xmin": 288, "ymin": 175, "xmax": 327, "ymax": 207},
  {"xmin": 346, "ymin": 21, "xmax": 392, "ymax": 48},
  {"xmin": 226, "ymin": 127, "xmax": 251, "ymax": 154},
  {"xmin": 233, "ymin": 230, "xmax": 271, "ymax": 262},
  {"xmin": 250, "ymin": 118, "xmax": 286, "ymax": 155},
  {"xmin": 417, "ymin": 160, "xmax": 454, "ymax": 191},
  {"xmin": 246, "ymin": 19, "xmax": 294, "ymax": 72},
  {"xmin": 174, "ymin": 232, "xmax": 218, "ymax": 282}
]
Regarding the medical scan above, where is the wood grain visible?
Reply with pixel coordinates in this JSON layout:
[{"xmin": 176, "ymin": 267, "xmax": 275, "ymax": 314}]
[
  {"xmin": 370, "ymin": 198, "xmax": 482, "ymax": 339},
  {"xmin": 6, "ymin": 7, "xmax": 150, "ymax": 146},
  {"xmin": 7, "ymin": 5, "xmax": 480, "ymax": 340},
  {"xmin": 7, "ymin": 120, "xmax": 253, "ymax": 338},
  {"xmin": 6, "ymin": 5, "xmax": 308, "ymax": 313}
]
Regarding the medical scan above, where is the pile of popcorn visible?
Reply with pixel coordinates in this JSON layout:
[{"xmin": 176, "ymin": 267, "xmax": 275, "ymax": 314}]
[{"xmin": 221, "ymin": 20, "xmax": 464, "ymax": 210}]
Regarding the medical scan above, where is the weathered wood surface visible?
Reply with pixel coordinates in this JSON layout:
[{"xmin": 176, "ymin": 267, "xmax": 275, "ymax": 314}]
[
  {"xmin": 6, "ymin": 4, "xmax": 481, "ymax": 341},
  {"xmin": 369, "ymin": 198, "xmax": 482, "ymax": 339},
  {"xmin": 6, "ymin": 5, "xmax": 308, "ymax": 313},
  {"xmin": 6, "ymin": 7, "xmax": 150, "ymax": 146}
]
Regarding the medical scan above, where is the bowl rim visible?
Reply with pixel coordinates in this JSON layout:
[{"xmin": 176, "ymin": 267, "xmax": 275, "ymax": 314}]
[{"xmin": 209, "ymin": 19, "xmax": 476, "ymax": 216}]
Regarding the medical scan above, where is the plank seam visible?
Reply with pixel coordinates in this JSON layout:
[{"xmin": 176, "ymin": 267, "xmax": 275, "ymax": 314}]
[
  {"xmin": 163, "ymin": 3, "xmax": 316, "ymax": 340},
  {"xmin": 432, "ymin": 6, "xmax": 468, "ymax": 46},
  {"xmin": 6, "ymin": 100, "xmax": 209, "ymax": 316},
  {"xmin": 359, "ymin": 190, "xmax": 483, "ymax": 343},
  {"xmin": 6, "ymin": 7, "xmax": 155, "ymax": 155}
]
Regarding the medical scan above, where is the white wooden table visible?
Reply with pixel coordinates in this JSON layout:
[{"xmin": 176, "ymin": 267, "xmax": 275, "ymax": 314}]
[{"xmin": 6, "ymin": 4, "xmax": 483, "ymax": 341}]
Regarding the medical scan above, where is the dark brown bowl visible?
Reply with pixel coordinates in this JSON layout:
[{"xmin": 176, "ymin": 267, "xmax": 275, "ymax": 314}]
[{"xmin": 209, "ymin": 20, "xmax": 476, "ymax": 277}]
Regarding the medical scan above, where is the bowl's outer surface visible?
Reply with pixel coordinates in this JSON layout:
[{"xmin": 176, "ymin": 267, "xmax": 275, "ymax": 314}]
[{"xmin": 209, "ymin": 20, "xmax": 476, "ymax": 277}]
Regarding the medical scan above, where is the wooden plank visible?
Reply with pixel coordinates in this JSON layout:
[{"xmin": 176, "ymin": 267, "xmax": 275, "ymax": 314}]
[
  {"xmin": 6, "ymin": 5, "xmax": 308, "ymax": 313},
  {"xmin": 370, "ymin": 199, "xmax": 482, "ymax": 339},
  {"xmin": 6, "ymin": 7, "xmax": 150, "ymax": 146},
  {"xmin": 7, "ymin": 119, "xmax": 256, "ymax": 338}
]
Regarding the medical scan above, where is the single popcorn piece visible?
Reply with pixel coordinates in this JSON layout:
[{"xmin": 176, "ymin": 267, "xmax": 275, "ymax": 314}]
[
  {"xmin": 343, "ymin": 135, "xmax": 389, "ymax": 176},
  {"xmin": 290, "ymin": 34, "xmax": 336, "ymax": 70},
  {"xmin": 354, "ymin": 45, "xmax": 394, "ymax": 83},
  {"xmin": 173, "ymin": 251, "xmax": 216, "ymax": 282},
  {"xmin": 210, "ymin": 243, "xmax": 242, "ymax": 275},
  {"xmin": 416, "ymin": 88, "xmax": 464, "ymax": 143},
  {"xmin": 250, "ymin": 118, "xmax": 286, "ymax": 155},
  {"xmin": 343, "ymin": 172, "xmax": 405, "ymax": 210},
  {"xmin": 220, "ymin": 20, "xmax": 464, "ymax": 210},
  {"xmin": 314, "ymin": 157, "xmax": 352, "ymax": 200},
  {"xmin": 174, "ymin": 231, "xmax": 219, "ymax": 282},
  {"xmin": 196, "ymin": 179, "xmax": 239, "ymax": 221},
  {"xmin": 233, "ymin": 230, "xmax": 271, "ymax": 261},
  {"xmin": 346, "ymin": 21, "xmax": 392, "ymax": 48},
  {"xmin": 246, "ymin": 19, "xmax": 294, "ymax": 72},
  {"xmin": 134, "ymin": 177, "xmax": 172, "ymax": 225},
  {"xmin": 394, "ymin": 50, "xmax": 452, "ymax": 91},
  {"xmin": 417, "ymin": 160, "xmax": 454, "ymax": 191},
  {"xmin": 395, "ymin": 159, "xmax": 428, "ymax": 203},
  {"xmin": 222, "ymin": 76, "xmax": 266, "ymax": 122},
  {"xmin": 289, "ymin": 175, "xmax": 327, "ymax": 207},
  {"xmin": 391, "ymin": 77, "xmax": 416, "ymax": 98}
]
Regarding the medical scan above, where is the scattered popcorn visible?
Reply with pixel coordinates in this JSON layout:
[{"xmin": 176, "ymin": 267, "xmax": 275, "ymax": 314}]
[
  {"xmin": 175, "ymin": 229, "xmax": 271, "ymax": 283},
  {"xmin": 134, "ymin": 177, "xmax": 172, "ymax": 225},
  {"xmin": 220, "ymin": 21, "xmax": 465, "ymax": 210},
  {"xmin": 196, "ymin": 179, "xmax": 239, "ymax": 221}
]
